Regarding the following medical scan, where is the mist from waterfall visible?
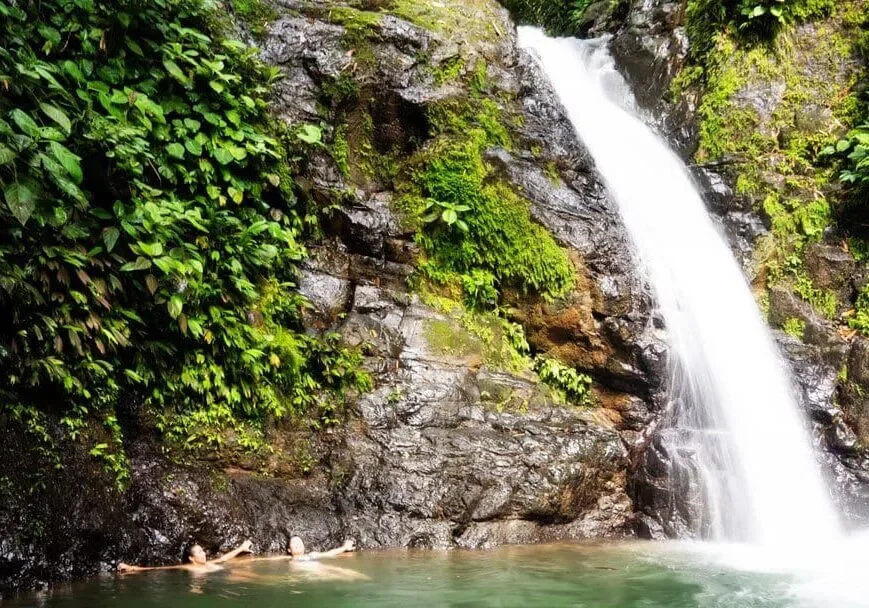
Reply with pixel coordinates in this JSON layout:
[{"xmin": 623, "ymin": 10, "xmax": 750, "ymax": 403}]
[{"xmin": 518, "ymin": 28, "xmax": 841, "ymax": 550}]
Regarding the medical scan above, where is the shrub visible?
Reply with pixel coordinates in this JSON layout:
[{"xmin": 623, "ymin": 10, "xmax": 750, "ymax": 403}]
[
  {"xmin": 0, "ymin": 0, "xmax": 368, "ymax": 483},
  {"xmin": 534, "ymin": 356, "xmax": 592, "ymax": 405},
  {"xmin": 412, "ymin": 127, "xmax": 574, "ymax": 305},
  {"xmin": 498, "ymin": 0, "xmax": 594, "ymax": 35}
]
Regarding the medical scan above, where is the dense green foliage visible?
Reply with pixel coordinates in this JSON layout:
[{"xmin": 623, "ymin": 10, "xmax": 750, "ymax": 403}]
[
  {"xmin": 0, "ymin": 0, "xmax": 369, "ymax": 482},
  {"xmin": 676, "ymin": 0, "xmax": 867, "ymax": 335},
  {"xmin": 533, "ymin": 356, "xmax": 592, "ymax": 405},
  {"xmin": 822, "ymin": 26, "xmax": 869, "ymax": 213},
  {"xmin": 405, "ymin": 100, "xmax": 575, "ymax": 309},
  {"xmin": 685, "ymin": 0, "xmax": 835, "ymax": 57},
  {"xmin": 498, "ymin": 0, "xmax": 594, "ymax": 35}
]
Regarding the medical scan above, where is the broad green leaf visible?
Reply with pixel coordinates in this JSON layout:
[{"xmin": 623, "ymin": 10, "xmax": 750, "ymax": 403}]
[
  {"xmin": 184, "ymin": 139, "xmax": 203, "ymax": 156},
  {"xmin": 120, "ymin": 257, "xmax": 152, "ymax": 271},
  {"xmin": 166, "ymin": 143, "xmax": 185, "ymax": 159},
  {"xmin": 53, "ymin": 176, "xmax": 87, "ymax": 204},
  {"xmin": 103, "ymin": 227, "xmax": 120, "ymax": 252},
  {"xmin": 184, "ymin": 118, "xmax": 202, "ymax": 131},
  {"xmin": 297, "ymin": 124, "xmax": 322, "ymax": 145},
  {"xmin": 126, "ymin": 39, "xmax": 144, "ymax": 56},
  {"xmin": 40, "ymin": 103, "xmax": 72, "ymax": 135},
  {"xmin": 63, "ymin": 61, "xmax": 86, "ymax": 82},
  {"xmin": 49, "ymin": 142, "xmax": 83, "ymax": 184},
  {"xmin": 837, "ymin": 139, "xmax": 852, "ymax": 153},
  {"xmin": 0, "ymin": 145, "xmax": 15, "ymax": 165},
  {"xmin": 213, "ymin": 147, "xmax": 233, "ymax": 165},
  {"xmin": 163, "ymin": 59, "xmax": 189, "ymax": 84},
  {"xmin": 188, "ymin": 318, "xmax": 204, "ymax": 337},
  {"xmin": 10, "ymin": 109, "xmax": 40, "ymax": 137},
  {"xmin": 167, "ymin": 295, "xmax": 183, "ymax": 319},
  {"xmin": 441, "ymin": 209, "xmax": 458, "ymax": 225},
  {"xmin": 5, "ymin": 181, "xmax": 38, "ymax": 225},
  {"xmin": 203, "ymin": 112, "xmax": 223, "ymax": 126},
  {"xmin": 139, "ymin": 242, "xmax": 164, "ymax": 257},
  {"xmin": 38, "ymin": 25, "xmax": 62, "ymax": 44}
]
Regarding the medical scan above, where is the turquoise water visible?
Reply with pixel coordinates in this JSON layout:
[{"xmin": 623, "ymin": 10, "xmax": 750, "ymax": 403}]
[{"xmin": 7, "ymin": 542, "xmax": 858, "ymax": 607}]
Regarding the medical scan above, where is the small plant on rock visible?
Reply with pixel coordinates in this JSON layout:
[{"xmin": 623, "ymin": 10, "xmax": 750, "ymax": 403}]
[{"xmin": 422, "ymin": 198, "xmax": 470, "ymax": 232}]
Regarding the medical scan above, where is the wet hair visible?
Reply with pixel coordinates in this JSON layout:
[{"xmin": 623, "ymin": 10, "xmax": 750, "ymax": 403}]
[
  {"xmin": 187, "ymin": 544, "xmax": 207, "ymax": 564},
  {"xmin": 289, "ymin": 536, "xmax": 305, "ymax": 556}
]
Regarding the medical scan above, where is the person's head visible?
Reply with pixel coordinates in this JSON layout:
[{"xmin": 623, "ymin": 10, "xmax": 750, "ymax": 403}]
[
  {"xmin": 188, "ymin": 544, "xmax": 207, "ymax": 565},
  {"xmin": 288, "ymin": 536, "xmax": 305, "ymax": 557}
]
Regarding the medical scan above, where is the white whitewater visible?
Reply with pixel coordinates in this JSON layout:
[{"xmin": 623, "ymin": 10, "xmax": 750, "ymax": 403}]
[{"xmin": 518, "ymin": 29, "xmax": 841, "ymax": 551}]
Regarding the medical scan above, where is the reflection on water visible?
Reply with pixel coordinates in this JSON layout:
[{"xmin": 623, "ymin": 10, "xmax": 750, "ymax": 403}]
[{"xmin": 6, "ymin": 542, "xmax": 860, "ymax": 608}]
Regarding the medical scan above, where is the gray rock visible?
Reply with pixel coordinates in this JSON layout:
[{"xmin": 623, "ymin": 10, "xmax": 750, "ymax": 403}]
[
  {"xmin": 768, "ymin": 284, "xmax": 848, "ymax": 367},
  {"xmin": 804, "ymin": 243, "xmax": 857, "ymax": 301},
  {"xmin": 298, "ymin": 268, "xmax": 353, "ymax": 322}
]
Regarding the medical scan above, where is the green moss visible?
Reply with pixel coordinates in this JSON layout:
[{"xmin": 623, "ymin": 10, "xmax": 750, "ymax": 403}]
[
  {"xmin": 419, "ymin": 291, "xmax": 535, "ymax": 373},
  {"xmin": 849, "ymin": 284, "xmax": 869, "ymax": 336},
  {"xmin": 412, "ymin": 132, "xmax": 574, "ymax": 301},
  {"xmin": 424, "ymin": 318, "xmax": 483, "ymax": 358},
  {"xmin": 229, "ymin": 0, "xmax": 277, "ymax": 38},
  {"xmin": 322, "ymin": 6, "xmax": 381, "ymax": 67},
  {"xmin": 544, "ymin": 162, "xmax": 562, "ymax": 186},
  {"xmin": 471, "ymin": 59, "xmax": 489, "ymax": 96},
  {"xmin": 433, "ymin": 56, "xmax": 465, "ymax": 85},
  {"xmin": 690, "ymin": 0, "xmax": 864, "ymax": 321},
  {"xmin": 331, "ymin": 125, "xmax": 350, "ymax": 178},
  {"xmin": 390, "ymin": 0, "xmax": 505, "ymax": 44},
  {"xmin": 793, "ymin": 274, "xmax": 838, "ymax": 319},
  {"xmin": 782, "ymin": 317, "xmax": 807, "ymax": 338},
  {"xmin": 322, "ymin": 72, "xmax": 360, "ymax": 105}
]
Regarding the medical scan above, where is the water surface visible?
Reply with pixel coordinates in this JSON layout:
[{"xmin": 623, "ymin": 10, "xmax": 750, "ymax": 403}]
[{"xmin": 11, "ymin": 542, "xmax": 863, "ymax": 608}]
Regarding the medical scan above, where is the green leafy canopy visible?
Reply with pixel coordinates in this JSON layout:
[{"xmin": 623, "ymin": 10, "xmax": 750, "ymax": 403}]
[{"xmin": 0, "ymin": 0, "xmax": 368, "ymax": 486}]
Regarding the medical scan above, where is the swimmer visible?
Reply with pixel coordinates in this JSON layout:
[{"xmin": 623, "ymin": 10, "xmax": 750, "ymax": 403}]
[
  {"xmin": 241, "ymin": 536, "xmax": 357, "ymax": 563},
  {"xmin": 117, "ymin": 540, "xmax": 253, "ymax": 573},
  {"xmin": 228, "ymin": 537, "xmax": 367, "ymax": 582},
  {"xmin": 289, "ymin": 536, "xmax": 356, "ymax": 561}
]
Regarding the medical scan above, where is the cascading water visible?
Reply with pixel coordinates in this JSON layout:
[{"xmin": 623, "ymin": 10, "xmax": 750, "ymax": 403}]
[{"xmin": 517, "ymin": 29, "xmax": 842, "ymax": 550}]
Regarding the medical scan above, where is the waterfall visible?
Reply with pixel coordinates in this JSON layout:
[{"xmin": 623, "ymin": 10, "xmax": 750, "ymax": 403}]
[{"xmin": 518, "ymin": 29, "xmax": 842, "ymax": 549}]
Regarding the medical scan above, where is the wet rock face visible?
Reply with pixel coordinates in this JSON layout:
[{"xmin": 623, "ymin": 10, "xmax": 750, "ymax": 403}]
[
  {"xmin": 609, "ymin": 0, "xmax": 686, "ymax": 109},
  {"xmin": 777, "ymin": 335, "xmax": 869, "ymax": 527},
  {"xmin": 606, "ymin": 0, "xmax": 697, "ymax": 156},
  {"xmin": 690, "ymin": 165, "xmax": 767, "ymax": 277},
  {"xmin": 1, "ymin": 0, "xmax": 662, "ymax": 597},
  {"xmin": 333, "ymin": 294, "xmax": 633, "ymax": 550},
  {"xmin": 804, "ymin": 243, "xmax": 858, "ymax": 303}
]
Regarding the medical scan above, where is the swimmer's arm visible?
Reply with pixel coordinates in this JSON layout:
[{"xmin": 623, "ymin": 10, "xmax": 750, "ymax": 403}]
[
  {"xmin": 117, "ymin": 562, "xmax": 188, "ymax": 573},
  {"xmin": 211, "ymin": 540, "xmax": 254, "ymax": 564},
  {"xmin": 310, "ymin": 540, "xmax": 356, "ymax": 559},
  {"xmin": 236, "ymin": 555, "xmax": 294, "ymax": 564}
]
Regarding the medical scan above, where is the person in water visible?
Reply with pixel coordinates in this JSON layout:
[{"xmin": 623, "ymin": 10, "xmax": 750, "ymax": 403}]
[
  {"xmin": 226, "ymin": 536, "xmax": 365, "ymax": 583},
  {"xmin": 117, "ymin": 539, "xmax": 253, "ymax": 573},
  {"xmin": 289, "ymin": 536, "xmax": 356, "ymax": 561},
  {"xmin": 238, "ymin": 536, "xmax": 357, "ymax": 564}
]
